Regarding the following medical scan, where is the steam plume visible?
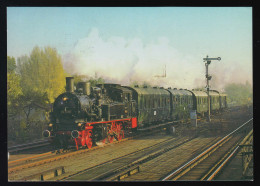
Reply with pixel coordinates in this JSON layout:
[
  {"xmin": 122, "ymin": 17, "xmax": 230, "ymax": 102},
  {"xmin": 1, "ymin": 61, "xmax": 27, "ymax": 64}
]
[{"xmin": 62, "ymin": 28, "xmax": 252, "ymax": 90}]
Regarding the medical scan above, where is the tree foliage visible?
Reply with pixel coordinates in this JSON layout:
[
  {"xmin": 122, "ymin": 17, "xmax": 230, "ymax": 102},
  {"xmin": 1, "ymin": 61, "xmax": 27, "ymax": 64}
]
[
  {"xmin": 7, "ymin": 56, "xmax": 16, "ymax": 73},
  {"xmin": 17, "ymin": 46, "xmax": 66, "ymax": 103},
  {"xmin": 224, "ymin": 81, "xmax": 252, "ymax": 106},
  {"xmin": 8, "ymin": 46, "xmax": 67, "ymax": 143},
  {"xmin": 7, "ymin": 57, "xmax": 23, "ymax": 115},
  {"xmin": 89, "ymin": 77, "xmax": 105, "ymax": 86}
]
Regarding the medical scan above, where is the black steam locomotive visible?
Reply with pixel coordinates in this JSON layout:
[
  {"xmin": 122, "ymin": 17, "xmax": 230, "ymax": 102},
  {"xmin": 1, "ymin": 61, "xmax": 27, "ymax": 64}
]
[{"xmin": 43, "ymin": 77, "xmax": 227, "ymax": 150}]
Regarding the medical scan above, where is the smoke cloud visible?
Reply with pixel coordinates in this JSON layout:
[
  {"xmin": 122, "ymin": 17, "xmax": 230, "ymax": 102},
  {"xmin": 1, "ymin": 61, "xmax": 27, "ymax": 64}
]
[{"xmin": 62, "ymin": 28, "xmax": 252, "ymax": 91}]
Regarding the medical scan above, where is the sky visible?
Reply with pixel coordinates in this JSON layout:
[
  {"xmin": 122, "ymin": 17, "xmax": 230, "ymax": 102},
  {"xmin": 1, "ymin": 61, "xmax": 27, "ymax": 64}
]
[{"xmin": 7, "ymin": 7, "xmax": 252, "ymax": 90}]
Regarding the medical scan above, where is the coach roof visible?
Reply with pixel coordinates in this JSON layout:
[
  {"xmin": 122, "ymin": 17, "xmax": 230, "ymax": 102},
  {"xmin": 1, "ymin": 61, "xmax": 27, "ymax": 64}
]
[
  {"xmin": 167, "ymin": 89, "xmax": 192, "ymax": 96},
  {"xmin": 129, "ymin": 86, "xmax": 170, "ymax": 96},
  {"xmin": 189, "ymin": 90, "xmax": 208, "ymax": 97}
]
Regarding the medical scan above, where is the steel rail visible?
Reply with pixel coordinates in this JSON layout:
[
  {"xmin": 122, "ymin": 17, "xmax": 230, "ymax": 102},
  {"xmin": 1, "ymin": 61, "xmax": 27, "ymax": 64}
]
[
  {"xmin": 8, "ymin": 135, "xmax": 139, "ymax": 174},
  {"xmin": 75, "ymin": 135, "xmax": 220, "ymax": 181},
  {"xmin": 161, "ymin": 118, "xmax": 253, "ymax": 181},
  {"xmin": 59, "ymin": 135, "xmax": 180, "ymax": 180},
  {"xmin": 8, "ymin": 139, "xmax": 50, "ymax": 152},
  {"xmin": 8, "ymin": 125, "xmax": 165, "ymax": 174},
  {"xmin": 207, "ymin": 146, "xmax": 240, "ymax": 180},
  {"xmin": 62, "ymin": 124, "xmax": 223, "ymax": 181},
  {"xmin": 206, "ymin": 129, "xmax": 253, "ymax": 180},
  {"xmin": 8, "ymin": 151, "xmax": 53, "ymax": 165}
]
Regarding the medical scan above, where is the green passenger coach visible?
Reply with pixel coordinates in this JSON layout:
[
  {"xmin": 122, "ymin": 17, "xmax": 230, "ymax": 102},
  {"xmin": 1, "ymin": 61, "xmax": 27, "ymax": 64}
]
[
  {"xmin": 209, "ymin": 90, "xmax": 221, "ymax": 112},
  {"xmin": 189, "ymin": 90, "xmax": 208, "ymax": 116},
  {"xmin": 124, "ymin": 86, "xmax": 171, "ymax": 128},
  {"xmin": 166, "ymin": 88, "xmax": 193, "ymax": 121}
]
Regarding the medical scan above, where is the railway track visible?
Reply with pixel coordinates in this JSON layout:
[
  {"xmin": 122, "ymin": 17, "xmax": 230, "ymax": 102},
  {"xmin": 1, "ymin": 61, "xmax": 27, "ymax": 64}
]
[
  {"xmin": 8, "ymin": 136, "xmax": 132, "ymax": 174},
  {"xmin": 8, "ymin": 106, "xmax": 252, "ymax": 181},
  {"xmin": 8, "ymin": 139, "xmax": 50, "ymax": 153},
  {"xmin": 58, "ymin": 122, "xmax": 230, "ymax": 181},
  {"xmin": 61, "ymin": 118, "xmax": 251, "ymax": 182},
  {"xmin": 59, "ymin": 135, "xmax": 199, "ymax": 181},
  {"xmin": 8, "ymin": 119, "xmax": 183, "ymax": 174},
  {"xmin": 161, "ymin": 118, "xmax": 253, "ymax": 181},
  {"xmin": 8, "ymin": 122, "xmax": 171, "ymax": 175}
]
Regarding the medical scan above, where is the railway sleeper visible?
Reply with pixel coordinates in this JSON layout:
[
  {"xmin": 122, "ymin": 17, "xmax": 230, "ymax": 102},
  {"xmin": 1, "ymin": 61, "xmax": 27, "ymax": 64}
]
[
  {"xmin": 23, "ymin": 166, "xmax": 65, "ymax": 181},
  {"xmin": 107, "ymin": 165, "xmax": 141, "ymax": 181}
]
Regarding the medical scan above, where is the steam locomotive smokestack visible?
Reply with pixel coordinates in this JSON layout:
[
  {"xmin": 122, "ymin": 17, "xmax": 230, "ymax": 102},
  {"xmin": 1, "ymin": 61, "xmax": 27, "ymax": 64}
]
[
  {"xmin": 80, "ymin": 82, "xmax": 91, "ymax": 96},
  {"xmin": 77, "ymin": 82, "xmax": 91, "ymax": 95},
  {"xmin": 66, "ymin": 77, "xmax": 74, "ymax": 93}
]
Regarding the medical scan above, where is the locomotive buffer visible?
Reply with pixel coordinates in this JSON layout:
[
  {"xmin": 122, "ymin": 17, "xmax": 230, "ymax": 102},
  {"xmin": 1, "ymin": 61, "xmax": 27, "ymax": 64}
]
[{"xmin": 203, "ymin": 55, "xmax": 221, "ymax": 122}]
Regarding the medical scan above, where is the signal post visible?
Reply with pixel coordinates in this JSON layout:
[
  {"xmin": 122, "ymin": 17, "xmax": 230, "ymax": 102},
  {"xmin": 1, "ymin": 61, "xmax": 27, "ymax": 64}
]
[{"xmin": 203, "ymin": 55, "xmax": 221, "ymax": 122}]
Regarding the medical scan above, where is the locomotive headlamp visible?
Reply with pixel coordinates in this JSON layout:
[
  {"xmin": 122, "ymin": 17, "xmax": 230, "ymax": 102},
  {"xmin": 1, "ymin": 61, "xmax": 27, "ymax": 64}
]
[
  {"xmin": 78, "ymin": 123, "xmax": 82, "ymax": 127},
  {"xmin": 49, "ymin": 123, "xmax": 53, "ymax": 127},
  {"xmin": 63, "ymin": 97, "xmax": 68, "ymax": 101}
]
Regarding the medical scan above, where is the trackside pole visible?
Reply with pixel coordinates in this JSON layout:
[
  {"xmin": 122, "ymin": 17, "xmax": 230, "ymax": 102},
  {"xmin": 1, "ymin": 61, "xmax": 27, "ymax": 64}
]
[{"xmin": 203, "ymin": 55, "xmax": 221, "ymax": 122}]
